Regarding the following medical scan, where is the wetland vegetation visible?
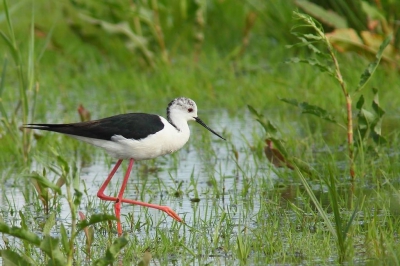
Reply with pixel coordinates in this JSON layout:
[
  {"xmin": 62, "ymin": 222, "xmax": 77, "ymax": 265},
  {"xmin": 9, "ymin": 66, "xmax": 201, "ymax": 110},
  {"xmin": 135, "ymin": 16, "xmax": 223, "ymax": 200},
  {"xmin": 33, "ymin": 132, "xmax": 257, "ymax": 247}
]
[{"xmin": 0, "ymin": 0, "xmax": 400, "ymax": 265}]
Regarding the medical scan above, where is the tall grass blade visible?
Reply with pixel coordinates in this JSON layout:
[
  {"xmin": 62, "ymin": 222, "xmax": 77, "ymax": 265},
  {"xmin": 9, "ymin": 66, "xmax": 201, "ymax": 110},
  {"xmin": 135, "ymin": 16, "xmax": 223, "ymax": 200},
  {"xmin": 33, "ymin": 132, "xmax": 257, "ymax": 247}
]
[{"xmin": 295, "ymin": 168, "xmax": 337, "ymax": 238}]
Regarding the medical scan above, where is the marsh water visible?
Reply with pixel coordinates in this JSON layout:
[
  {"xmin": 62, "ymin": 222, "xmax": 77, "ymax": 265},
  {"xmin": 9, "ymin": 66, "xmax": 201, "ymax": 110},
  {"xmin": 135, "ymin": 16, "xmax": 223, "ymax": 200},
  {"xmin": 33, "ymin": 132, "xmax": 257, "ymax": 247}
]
[{"xmin": 1, "ymin": 111, "xmax": 399, "ymax": 265}]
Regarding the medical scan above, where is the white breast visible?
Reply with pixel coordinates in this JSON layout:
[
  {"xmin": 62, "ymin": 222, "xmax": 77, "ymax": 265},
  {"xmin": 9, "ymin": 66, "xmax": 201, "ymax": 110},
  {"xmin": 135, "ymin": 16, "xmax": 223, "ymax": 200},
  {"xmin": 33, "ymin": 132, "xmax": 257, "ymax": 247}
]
[{"xmin": 70, "ymin": 117, "xmax": 191, "ymax": 160}]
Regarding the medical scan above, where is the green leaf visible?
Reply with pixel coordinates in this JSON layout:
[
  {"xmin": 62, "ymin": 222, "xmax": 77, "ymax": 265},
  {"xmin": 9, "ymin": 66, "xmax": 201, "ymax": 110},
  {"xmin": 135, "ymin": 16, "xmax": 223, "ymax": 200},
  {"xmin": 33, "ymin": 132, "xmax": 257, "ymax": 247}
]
[
  {"xmin": 256, "ymin": 119, "xmax": 278, "ymax": 135},
  {"xmin": 280, "ymin": 98, "xmax": 338, "ymax": 123},
  {"xmin": 247, "ymin": 105, "xmax": 260, "ymax": 117},
  {"xmin": 39, "ymin": 235, "xmax": 67, "ymax": 266},
  {"xmin": 371, "ymin": 88, "xmax": 387, "ymax": 144},
  {"xmin": 137, "ymin": 249, "xmax": 152, "ymax": 266},
  {"xmin": 269, "ymin": 137, "xmax": 289, "ymax": 158},
  {"xmin": 77, "ymin": 214, "xmax": 116, "ymax": 232},
  {"xmin": 357, "ymin": 35, "xmax": 392, "ymax": 92},
  {"xmin": 287, "ymin": 57, "xmax": 333, "ymax": 75},
  {"xmin": 73, "ymin": 189, "xmax": 82, "ymax": 207},
  {"xmin": 371, "ymin": 88, "xmax": 385, "ymax": 117},
  {"xmin": 295, "ymin": 168, "xmax": 337, "ymax": 238},
  {"xmin": 0, "ymin": 223, "xmax": 41, "ymax": 246},
  {"xmin": 59, "ymin": 224, "xmax": 70, "ymax": 255},
  {"xmin": 355, "ymin": 94, "xmax": 365, "ymax": 110},
  {"xmin": 356, "ymin": 88, "xmax": 387, "ymax": 146},
  {"xmin": 43, "ymin": 212, "xmax": 56, "ymax": 235},
  {"xmin": 28, "ymin": 172, "xmax": 61, "ymax": 194},
  {"xmin": 0, "ymin": 249, "xmax": 33, "ymax": 266},
  {"xmin": 247, "ymin": 105, "xmax": 278, "ymax": 135},
  {"xmin": 94, "ymin": 237, "xmax": 128, "ymax": 266}
]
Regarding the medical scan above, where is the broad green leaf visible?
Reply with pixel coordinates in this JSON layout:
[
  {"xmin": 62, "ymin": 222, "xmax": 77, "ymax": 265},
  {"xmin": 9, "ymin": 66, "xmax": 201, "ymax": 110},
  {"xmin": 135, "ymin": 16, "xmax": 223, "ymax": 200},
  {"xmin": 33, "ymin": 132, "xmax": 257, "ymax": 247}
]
[
  {"xmin": 355, "ymin": 94, "xmax": 365, "ymax": 110},
  {"xmin": 43, "ymin": 212, "xmax": 56, "ymax": 235},
  {"xmin": 371, "ymin": 88, "xmax": 386, "ymax": 144},
  {"xmin": 94, "ymin": 237, "xmax": 128, "ymax": 266},
  {"xmin": 356, "ymin": 88, "xmax": 387, "ymax": 145},
  {"xmin": 28, "ymin": 172, "xmax": 61, "ymax": 194},
  {"xmin": 137, "ymin": 249, "xmax": 152, "ymax": 266},
  {"xmin": 359, "ymin": 108, "xmax": 375, "ymax": 123},
  {"xmin": 77, "ymin": 214, "xmax": 116, "ymax": 232},
  {"xmin": 294, "ymin": 0, "xmax": 347, "ymax": 29},
  {"xmin": 371, "ymin": 88, "xmax": 385, "ymax": 117},
  {"xmin": 0, "ymin": 223, "xmax": 41, "ymax": 246},
  {"xmin": 372, "ymin": 131, "xmax": 387, "ymax": 144},
  {"xmin": 59, "ymin": 224, "xmax": 70, "ymax": 254},
  {"xmin": 0, "ymin": 249, "xmax": 33, "ymax": 266},
  {"xmin": 356, "ymin": 35, "xmax": 392, "ymax": 91},
  {"xmin": 39, "ymin": 235, "xmax": 67, "ymax": 266}
]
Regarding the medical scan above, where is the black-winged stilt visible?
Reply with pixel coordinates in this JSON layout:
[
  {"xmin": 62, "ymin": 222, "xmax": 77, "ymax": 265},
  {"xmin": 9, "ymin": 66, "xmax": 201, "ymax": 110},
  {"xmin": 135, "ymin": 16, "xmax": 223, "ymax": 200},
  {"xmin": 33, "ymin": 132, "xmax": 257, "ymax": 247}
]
[{"xmin": 25, "ymin": 97, "xmax": 225, "ymax": 235}]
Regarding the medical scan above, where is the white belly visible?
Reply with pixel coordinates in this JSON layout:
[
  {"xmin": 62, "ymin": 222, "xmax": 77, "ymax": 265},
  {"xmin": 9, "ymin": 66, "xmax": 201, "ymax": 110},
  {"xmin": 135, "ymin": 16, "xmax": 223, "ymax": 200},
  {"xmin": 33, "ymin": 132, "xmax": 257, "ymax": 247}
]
[{"xmin": 69, "ymin": 123, "xmax": 190, "ymax": 160}]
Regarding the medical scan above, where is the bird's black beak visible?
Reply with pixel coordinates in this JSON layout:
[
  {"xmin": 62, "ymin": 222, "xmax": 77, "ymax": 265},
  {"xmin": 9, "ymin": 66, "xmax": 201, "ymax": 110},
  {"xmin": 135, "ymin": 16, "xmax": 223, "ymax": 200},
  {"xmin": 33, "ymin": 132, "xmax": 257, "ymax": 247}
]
[{"xmin": 194, "ymin": 117, "xmax": 226, "ymax": 140}]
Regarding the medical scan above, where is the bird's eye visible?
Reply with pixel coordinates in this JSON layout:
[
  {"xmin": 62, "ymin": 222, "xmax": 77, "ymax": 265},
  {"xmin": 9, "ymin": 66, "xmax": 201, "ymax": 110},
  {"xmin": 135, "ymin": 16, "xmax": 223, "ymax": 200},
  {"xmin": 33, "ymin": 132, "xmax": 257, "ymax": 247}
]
[{"xmin": 188, "ymin": 108, "xmax": 193, "ymax": 113}]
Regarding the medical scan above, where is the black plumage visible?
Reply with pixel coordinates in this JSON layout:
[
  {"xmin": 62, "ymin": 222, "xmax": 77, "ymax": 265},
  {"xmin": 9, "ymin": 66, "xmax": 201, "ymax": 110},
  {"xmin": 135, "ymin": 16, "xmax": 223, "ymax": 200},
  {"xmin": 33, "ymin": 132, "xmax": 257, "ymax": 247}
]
[{"xmin": 25, "ymin": 113, "xmax": 165, "ymax": 141}]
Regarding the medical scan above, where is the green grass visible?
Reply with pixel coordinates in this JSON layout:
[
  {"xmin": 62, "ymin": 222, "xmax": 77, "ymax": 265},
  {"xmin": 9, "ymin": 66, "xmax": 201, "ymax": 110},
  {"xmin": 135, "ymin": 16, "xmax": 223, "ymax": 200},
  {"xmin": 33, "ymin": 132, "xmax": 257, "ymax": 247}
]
[{"xmin": 1, "ymin": 1, "xmax": 400, "ymax": 265}]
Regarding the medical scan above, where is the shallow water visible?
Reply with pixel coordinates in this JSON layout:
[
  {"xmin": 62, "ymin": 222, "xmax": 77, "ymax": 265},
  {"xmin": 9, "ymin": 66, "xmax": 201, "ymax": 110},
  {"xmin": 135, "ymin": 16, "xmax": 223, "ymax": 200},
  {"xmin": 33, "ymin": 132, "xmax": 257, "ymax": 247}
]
[{"xmin": 1, "ymin": 111, "xmax": 399, "ymax": 265}]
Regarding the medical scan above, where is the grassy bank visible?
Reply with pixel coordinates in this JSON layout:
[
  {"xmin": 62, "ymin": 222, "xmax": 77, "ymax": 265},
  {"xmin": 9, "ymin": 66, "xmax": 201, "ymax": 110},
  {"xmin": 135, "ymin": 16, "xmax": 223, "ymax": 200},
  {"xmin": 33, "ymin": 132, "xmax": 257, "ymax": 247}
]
[{"xmin": 1, "ymin": 1, "xmax": 400, "ymax": 265}]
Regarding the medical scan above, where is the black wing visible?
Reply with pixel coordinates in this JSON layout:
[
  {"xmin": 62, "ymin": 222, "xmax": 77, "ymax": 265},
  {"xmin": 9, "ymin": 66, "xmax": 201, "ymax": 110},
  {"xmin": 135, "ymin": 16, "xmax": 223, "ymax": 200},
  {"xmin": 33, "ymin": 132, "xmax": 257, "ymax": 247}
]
[{"xmin": 24, "ymin": 113, "xmax": 165, "ymax": 140}]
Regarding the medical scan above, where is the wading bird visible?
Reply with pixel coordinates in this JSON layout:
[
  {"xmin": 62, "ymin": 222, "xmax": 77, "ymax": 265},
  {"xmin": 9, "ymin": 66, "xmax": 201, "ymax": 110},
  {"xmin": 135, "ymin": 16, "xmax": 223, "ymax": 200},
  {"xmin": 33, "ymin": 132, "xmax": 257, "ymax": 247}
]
[{"xmin": 25, "ymin": 97, "xmax": 225, "ymax": 235}]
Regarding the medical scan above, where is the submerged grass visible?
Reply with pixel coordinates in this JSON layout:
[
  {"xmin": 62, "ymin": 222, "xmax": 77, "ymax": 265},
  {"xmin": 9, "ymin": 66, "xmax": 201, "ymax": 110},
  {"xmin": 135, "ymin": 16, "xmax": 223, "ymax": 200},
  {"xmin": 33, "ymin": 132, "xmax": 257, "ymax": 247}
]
[{"xmin": 1, "ymin": 1, "xmax": 400, "ymax": 265}]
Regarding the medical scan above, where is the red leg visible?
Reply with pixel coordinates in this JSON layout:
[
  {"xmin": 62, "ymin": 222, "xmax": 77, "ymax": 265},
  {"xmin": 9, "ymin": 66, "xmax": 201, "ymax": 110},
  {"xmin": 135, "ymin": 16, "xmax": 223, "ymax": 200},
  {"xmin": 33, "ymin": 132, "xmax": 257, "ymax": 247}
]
[
  {"xmin": 114, "ymin": 158, "xmax": 134, "ymax": 235},
  {"xmin": 97, "ymin": 159, "xmax": 123, "ymax": 201},
  {"xmin": 97, "ymin": 159, "xmax": 183, "ymax": 236}
]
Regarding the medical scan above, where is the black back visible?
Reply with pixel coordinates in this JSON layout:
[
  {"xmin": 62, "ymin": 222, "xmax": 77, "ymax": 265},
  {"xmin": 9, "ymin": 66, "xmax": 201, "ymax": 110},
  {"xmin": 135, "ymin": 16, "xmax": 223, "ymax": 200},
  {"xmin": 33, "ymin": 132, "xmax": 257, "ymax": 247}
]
[{"xmin": 25, "ymin": 113, "xmax": 165, "ymax": 141}]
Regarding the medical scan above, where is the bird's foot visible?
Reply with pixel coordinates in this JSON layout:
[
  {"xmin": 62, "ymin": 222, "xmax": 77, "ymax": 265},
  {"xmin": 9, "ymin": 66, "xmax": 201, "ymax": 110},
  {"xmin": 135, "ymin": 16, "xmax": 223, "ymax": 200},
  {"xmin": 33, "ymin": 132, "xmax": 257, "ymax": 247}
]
[{"xmin": 159, "ymin": 206, "xmax": 183, "ymax": 223}]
